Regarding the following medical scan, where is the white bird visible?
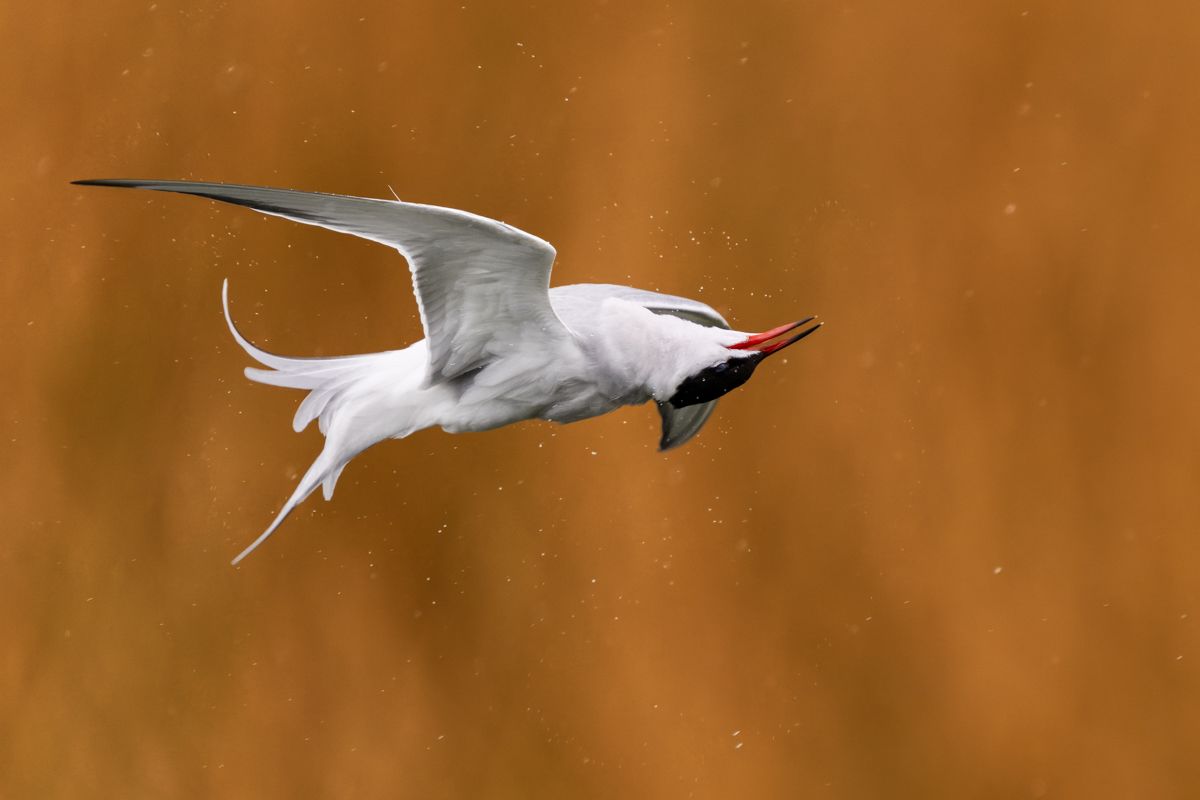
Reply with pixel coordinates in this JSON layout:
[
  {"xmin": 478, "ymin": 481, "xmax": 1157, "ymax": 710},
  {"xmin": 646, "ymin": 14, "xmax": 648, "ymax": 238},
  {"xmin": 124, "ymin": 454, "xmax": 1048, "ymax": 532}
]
[{"xmin": 74, "ymin": 179, "xmax": 821, "ymax": 564}]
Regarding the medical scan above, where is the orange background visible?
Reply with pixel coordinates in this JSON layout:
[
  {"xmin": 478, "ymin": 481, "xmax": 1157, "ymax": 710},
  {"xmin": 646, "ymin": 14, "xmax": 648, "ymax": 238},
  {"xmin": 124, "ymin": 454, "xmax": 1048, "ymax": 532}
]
[{"xmin": 4, "ymin": 1, "xmax": 1199, "ymax": 797}]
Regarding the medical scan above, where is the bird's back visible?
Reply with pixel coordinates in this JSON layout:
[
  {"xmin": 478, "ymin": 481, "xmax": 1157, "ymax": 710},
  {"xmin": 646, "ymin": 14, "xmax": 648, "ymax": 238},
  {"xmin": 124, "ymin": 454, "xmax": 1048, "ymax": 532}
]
[{"xmin": 549, "ymin": 283, "xmax": 729, "ymax": 331}]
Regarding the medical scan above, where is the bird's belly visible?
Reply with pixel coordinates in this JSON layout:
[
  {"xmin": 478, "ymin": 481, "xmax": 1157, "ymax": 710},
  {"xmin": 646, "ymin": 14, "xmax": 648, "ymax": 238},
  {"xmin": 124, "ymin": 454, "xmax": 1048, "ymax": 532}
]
[
  {"xmin": 438, "ymin": 345, "xmax": 651, "ymax": 433},
  {"xmin": 440, "ymin": 380, "xmax": 645, "ymax": 433},
  {"xmin": 539, "ymin": 383, "xmax": 649, "ymax": 424}
]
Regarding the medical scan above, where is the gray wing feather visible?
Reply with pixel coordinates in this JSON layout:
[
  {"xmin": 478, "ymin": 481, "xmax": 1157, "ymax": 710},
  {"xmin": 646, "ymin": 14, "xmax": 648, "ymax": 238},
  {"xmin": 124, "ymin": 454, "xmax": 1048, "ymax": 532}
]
[
  {"xmin": 73, "ymin": 179, "xmax": 567, "ymax": 383},
  {"xmin": 550, "ymin": 283, "xmax": 730, "ymax": 329},
  {"xmin": 655, "ymin": 400, "xmax": 720, "ymax": 451}
]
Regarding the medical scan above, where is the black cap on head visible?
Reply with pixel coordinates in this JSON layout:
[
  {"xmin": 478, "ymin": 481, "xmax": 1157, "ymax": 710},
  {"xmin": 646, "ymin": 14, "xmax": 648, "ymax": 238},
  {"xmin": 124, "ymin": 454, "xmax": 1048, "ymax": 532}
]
[
  {"xmin": 667, "ymin": 353, "xmax": 765, "ymax": 409},
  {"xmin": 668, "ymin": 316, "xmax": 821, "ymax": 409}
]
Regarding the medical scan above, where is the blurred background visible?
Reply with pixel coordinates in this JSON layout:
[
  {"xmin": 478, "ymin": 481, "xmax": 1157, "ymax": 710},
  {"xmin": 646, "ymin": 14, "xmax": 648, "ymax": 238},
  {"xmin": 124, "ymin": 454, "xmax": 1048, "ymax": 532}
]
[{"xmin": 4, "ymin": 1, "xmax": 1199, "ymax": 797}]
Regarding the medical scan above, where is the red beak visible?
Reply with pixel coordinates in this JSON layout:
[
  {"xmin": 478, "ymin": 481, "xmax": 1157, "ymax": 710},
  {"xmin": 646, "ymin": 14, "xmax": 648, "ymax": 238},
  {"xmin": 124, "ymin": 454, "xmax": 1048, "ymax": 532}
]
[{"xmin": 726, "ymin": 316, "xmax": 821, "ymax": 355}]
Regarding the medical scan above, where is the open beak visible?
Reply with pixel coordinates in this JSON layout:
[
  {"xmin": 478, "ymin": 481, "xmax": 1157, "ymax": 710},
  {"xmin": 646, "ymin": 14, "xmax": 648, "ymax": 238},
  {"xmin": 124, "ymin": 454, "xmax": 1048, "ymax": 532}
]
[{"xmin": 727, "ymin": 316, "xmax": 822, "ymax": 355}]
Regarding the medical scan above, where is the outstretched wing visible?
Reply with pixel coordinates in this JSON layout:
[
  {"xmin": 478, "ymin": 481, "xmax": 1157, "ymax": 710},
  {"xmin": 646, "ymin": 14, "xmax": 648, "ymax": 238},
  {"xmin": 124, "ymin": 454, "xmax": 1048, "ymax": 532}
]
[
  {"xmin": 549, "ymin": 283, "xmax": 730, "ymax": 451},
  {"xmin": 73, "ymin": 179, "xmax": 571, "ymax": 383}
]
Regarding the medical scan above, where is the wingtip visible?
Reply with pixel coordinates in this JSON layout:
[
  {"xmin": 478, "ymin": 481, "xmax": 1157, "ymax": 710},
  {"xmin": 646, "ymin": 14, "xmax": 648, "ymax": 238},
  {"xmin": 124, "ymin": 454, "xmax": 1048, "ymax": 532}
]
[
  {"xmin": 72, "ymin": 179, "xmax": 132, "ymax": 187},
  {"xmin": 72, "ymin": 178, "xmax": 178, "ymax": 191},
  {"xmin": 658, "ymin": 431, "xmax": 689, "ymax": 452}
]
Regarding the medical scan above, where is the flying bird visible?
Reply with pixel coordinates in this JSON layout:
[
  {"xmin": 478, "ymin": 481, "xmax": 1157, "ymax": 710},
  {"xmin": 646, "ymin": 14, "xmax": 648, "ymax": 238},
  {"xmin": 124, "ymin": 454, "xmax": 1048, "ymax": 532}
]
[{"xmin": 74, "ymin": 179, "xmax": 821, "ymax": 564}]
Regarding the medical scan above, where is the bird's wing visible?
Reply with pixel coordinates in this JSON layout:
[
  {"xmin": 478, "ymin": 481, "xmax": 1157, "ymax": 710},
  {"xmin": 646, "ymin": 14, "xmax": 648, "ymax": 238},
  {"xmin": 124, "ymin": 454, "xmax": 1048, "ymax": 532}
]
[
  {"xmin": 73, "ymin": 179, "xmax": 570, "ymax": 383},
  {"xmin": 553, "ymin": 283, "xmax": 731, "ymax": 330},
  {"xmin": 550, "ymin": 284, "xmax": 728, "ymax": 450},
  {"xmin": 654, "ymin": 400, "xmax": 720, "ymax": 452}
]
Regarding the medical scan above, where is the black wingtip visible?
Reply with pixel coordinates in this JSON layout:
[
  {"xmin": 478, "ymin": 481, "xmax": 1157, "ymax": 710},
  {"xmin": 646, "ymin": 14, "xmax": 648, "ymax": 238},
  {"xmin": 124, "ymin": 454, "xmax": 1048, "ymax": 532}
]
[{"xmin": 72, "ymin": 179, "xmax": 149, "ymax": 188}]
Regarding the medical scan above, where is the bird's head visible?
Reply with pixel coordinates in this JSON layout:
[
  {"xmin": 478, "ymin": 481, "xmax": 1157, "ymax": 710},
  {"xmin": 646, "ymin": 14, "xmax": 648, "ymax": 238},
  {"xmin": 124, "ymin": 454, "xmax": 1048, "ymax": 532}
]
[{"xmin": 667, "ymin": 317, "xmax": 821, "ymax": 408}]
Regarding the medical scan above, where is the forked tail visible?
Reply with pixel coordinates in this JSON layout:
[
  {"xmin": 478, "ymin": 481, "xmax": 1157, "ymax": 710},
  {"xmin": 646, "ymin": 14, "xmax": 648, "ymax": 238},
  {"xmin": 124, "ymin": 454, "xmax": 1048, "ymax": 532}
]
[
  {"xmin": 221, "ymin": 280, "xmax": 425, "ymax": 565},
  {"xmin": 230, "ymin": 448, "xmax": 338, "ymax": 566}
]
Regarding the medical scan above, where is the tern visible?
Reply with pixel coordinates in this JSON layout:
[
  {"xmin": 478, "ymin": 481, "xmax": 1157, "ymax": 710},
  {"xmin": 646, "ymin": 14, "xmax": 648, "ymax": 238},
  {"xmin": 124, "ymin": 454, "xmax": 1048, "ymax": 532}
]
[{"xmin": 74, "ymin": 179, "xmax": 821, "ymax": 564}]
